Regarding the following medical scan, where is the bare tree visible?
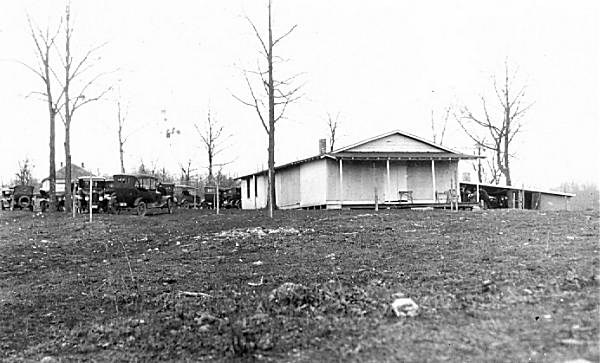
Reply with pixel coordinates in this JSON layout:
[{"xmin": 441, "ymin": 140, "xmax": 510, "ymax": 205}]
[
  {"xmin": 233, "ymin": 0, "xmax": 302, "ymax": 217},
  {"xmin": 58, "ymin": 3, "xmax": 111, "ymax": 212},
  {"xmin": 327, "ymin": 112, "xmax": 340, "ymax": 152},
  {"xmin": 116, "ymin": 98, "xmax": 131, "ymax": 173},
  {"xmin": 23, "ymin": 16, "xmax": 63, "ymax": 211},
  {"xmin": 14, "ymin": 159, "xmax": 35, "ymax": 186},
  {"xmin": 179, "ymin": 159, "xmax": 196, "ymax": 184},
  {"xmin": 457, "ymin": 60, "xmax": 532, "ymax": 186},
  {"xmin": 194, "ymin": 108, "xmax": 227, "ymax": 182},
  {"xmin": 431, "ymin": 106, "xmax": 450, "ymax": 145}
]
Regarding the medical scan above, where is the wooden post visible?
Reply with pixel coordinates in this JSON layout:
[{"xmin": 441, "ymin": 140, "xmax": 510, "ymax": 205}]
[
  {"xmin": 72, "ymin": 181, "xmax": 76, "ymax": 218},
  {"xmin": 476, "ymin": 183, "xmax": 480, "ymax": 206},
  {"xmin": 339, "ymin": 159, "xmax": 343, "ymax": 206},
  {"xmin": 194, "ymin": 178, "xmax": 198, "ymax": 209},
  {"xmin": 216, "ymin": 178, "xmax": 220, "ymax": 215},
  {"xmin": 386, "ymin": 159, "xmax": 391, "ymax": 203},
  {"xmin": 431, "ymin": 159, "xmax": 436, "ymax": 203},
  {"xmin": 89, "ymin": 176, "xmax": 92, "ymax": 223},
  {"xmin": 374, "ymin": 187, "xmax": 379, "ymax": 211}
]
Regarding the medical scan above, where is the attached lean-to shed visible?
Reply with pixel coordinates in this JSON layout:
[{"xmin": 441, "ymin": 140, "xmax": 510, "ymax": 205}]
[{"xmin": 237, "ymin": 130, "xmax": 479, "ymax": 210}]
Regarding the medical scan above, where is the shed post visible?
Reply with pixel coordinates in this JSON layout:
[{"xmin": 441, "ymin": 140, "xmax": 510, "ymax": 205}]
[
  {"xmin": 431, "ymin": 159, "xmax": 436, "ymax": 202},
  {"xmin": 476, "ymin": 183, "xmax": 480, "ymax": 206}
]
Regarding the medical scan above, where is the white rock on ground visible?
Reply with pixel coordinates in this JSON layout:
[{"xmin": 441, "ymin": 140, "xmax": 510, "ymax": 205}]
[{"xmin": 391, "ymin": 297, "xmax": 419, "ymax": 317}]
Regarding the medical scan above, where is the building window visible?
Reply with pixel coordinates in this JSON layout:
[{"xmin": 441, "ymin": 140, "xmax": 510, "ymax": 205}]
[{"xmin": 246, "ymin": 178, "xmax": 251, "ymax": 198}]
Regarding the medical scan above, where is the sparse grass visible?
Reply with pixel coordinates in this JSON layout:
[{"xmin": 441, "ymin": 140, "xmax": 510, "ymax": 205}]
[{"xmin": 0, "ymin": 208, "xmax": 598, "ymax": 362}]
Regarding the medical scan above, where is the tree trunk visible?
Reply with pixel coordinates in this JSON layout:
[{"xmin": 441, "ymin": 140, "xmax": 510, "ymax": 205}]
[
  {"xmin": 49, "ymin": 112, "xmax": 56, "ymax": 211},
  {"xmin": 267, "ymin": 0, "xmax": 276, "ymax": 216},
  {"xmin": 118, "ymin": 102, "xmax": 125, "ymax": 173},
  {"xmin": 64, "ymin": 127, "xmax": 72, "ymax": 213},
  {"xmin": 208, "ymin": 154, "xmax": 213, "ymax": 183}
]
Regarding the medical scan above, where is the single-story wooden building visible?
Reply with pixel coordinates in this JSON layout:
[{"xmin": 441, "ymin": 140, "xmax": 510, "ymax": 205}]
[{"xmin": 237, "ymin": 130, "xmax": 479, "ymax": 210}]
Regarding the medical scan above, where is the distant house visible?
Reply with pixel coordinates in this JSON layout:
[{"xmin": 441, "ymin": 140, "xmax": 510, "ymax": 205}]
[
  {"xmin": 237, "ymin": 130, "xmax": 479, "ymax": 210},
  {"xmin": 41, "ymin": 163, "xmax": 95, "ymax": 193}
]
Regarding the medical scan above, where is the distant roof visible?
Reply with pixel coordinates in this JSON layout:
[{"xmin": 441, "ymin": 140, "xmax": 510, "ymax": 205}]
[
  {"xmin": 42, "ymin": 164, "xmax": 94, "ymax": 183},
  {"xmin": 237, "ymin": 130, "xmax": 479, "ymax": 179}
]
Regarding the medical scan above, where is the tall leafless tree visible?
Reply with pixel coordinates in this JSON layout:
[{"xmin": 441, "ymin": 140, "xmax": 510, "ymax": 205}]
[
  {"xmin": 431, "ymin": 106, "xmax": 450, "ymax": 145},
  {"xmin": 24, "ymin": 16, "xmax": 63, "ymax": 211},
  {"xmin": 59, "ymin": 3, "xmax": 111, "ymax": 212},
  {"xmin": 233, "ymin": 0, "xmax": 302, "ymax": 217},
  {"xmin": 457, "ymin": 61, "xmax": 532, "ymax": 186},
  {"xmin": 327, "ymin": 112, "xmax": 340, "ymax": 152},
  {"xmin": 194, "ymin": 108, "xmax": 227, "ymax": 183},
  {"xmin": 116, "ymin": 98, "xmax": 134, "ymax": 173}
]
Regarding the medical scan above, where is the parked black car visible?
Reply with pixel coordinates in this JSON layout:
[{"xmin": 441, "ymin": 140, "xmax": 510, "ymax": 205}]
[
  {"xmin": 1, "ymin": 188, "xmax": 12, "ymax": 210},
  {"xmin": 107, "ymin": 174, "xmax": 173, "ymax": 216},
  {"xmin": 76, "ymin": 176, "xmax": 106, "ymax": 213},
  {"xmin": 174, "ymin": 184, "xmax": 197, "ymax": 208},
  {"xmin": 11, "ymin": 185, "xmax": 34, "ymax": 211}
]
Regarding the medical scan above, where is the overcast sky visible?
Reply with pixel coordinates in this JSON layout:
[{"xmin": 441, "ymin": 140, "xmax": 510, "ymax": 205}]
[{"xmin": 1, "ymin": 0, "xmax": 598, "ymax": 189}]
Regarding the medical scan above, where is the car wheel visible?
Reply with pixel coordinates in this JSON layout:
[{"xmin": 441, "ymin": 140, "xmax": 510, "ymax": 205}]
[
  {"xmin": 181, "ymin": 200, "xmax": 189, "ymax": 209},
  {"xmin": 137, "ymin": 202, "xmax": 147, "ymax": 216},
  {"xmin": 40, "ymin": 201, "xmax": 49, "ymax": 213}
]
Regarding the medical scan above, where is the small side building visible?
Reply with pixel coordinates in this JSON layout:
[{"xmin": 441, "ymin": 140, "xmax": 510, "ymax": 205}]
[
  {"xmin": 459, "ymin": 181, "xmax": 575, "ymax": 211},
  {"xmin": 237, "ymin": 130, "xmax": 479, "ymax": 210}
]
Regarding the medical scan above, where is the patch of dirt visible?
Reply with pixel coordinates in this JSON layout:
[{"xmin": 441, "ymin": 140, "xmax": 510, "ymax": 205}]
[{"xmin": 0, "ymin": 208, "xmax": 598, "ymax": 362}]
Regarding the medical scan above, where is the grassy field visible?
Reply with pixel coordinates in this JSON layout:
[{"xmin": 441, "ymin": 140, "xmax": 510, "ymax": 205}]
[{"xmin": 0, "ymin": 208, "xmax": 598, "ymax": 362}]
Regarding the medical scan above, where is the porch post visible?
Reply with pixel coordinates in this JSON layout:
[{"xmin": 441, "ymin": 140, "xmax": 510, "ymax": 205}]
[
  {"xmin": 476, "ymin": 183, "xmax": 480, "ymax": 205},
  {"xmin": 253, "ymin": 174, "xmax": 257, "ymax": 209},
  {"xmin": 455, "ymin": 161, "xmax": 461, "ymax": 203},
  {"xmin": 431, "ymin": 159, "xmax": 436, "ymax": 202},
  {"xmin": 386, "ymin": 159, "xmax": 391, "ymax": 203},
  {"xmin": 339, "ymin": 159, "xmax": 344, "ymax": 205}
]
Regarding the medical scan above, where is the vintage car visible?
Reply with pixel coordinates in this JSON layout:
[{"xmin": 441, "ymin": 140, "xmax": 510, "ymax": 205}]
[
  {"xmin": 200, "ymin": 185, "xmax": 241, "ymax": 209},
  {"xmin": 11, "ymin": 185, "xmax": 34, "ymax": 211},
  {"xmin": 107, "ymin": 174, "xmax": 173, "ymax": 216},
  {"xmin": 76, "ymin": 176, "xmax": 106, "ymax": 213},
  {"xmin": 174, "ymin": 184, "xmax": 197, "ymax": 208},
  {"xmin": 221, "ymin": 186, "xmax": 241, "ymax": 209},
  {"xmin": 1, "ymin": 188, "xmax": 12, "ymax": 210},
  {"xmin": 200, "ymin": 185, "xmax": 218, "ymax": 209}
]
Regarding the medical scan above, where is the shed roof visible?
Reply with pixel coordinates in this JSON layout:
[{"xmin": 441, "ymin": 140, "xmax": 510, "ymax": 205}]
[{"xmin": 460, "ymin": 181, "xmax": 576, "ymax": 197}]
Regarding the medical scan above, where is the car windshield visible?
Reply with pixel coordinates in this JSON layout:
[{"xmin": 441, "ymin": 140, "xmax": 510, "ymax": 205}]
[
  {"xmin": 137, "ymin": 177, "xmax": 156, "ymax": 190},
  {"xmin": 114, "ymin": 175, "xmax": 135, "ymax": 186},
  {"xmin": 79, "ymin": 179, "xmax": 105, "ymax": 189}
]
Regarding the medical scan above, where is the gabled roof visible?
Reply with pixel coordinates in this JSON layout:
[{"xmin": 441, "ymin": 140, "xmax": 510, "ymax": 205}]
[
  {"xmin": 332, "ymin": 129, "xmax": 462, "ymax": 154},
  {"xmin": 237, "ymin": 130, "xmax": 478, "ymax": 179}
]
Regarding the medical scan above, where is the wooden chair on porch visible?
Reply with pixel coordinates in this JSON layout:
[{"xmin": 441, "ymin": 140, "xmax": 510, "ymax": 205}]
[
  {"xmin": 398, "ymin": 190, "xmax": 414, "ymax": 204},
  {"xmin": 445, "ymin": 189, "xmax": 459, "ymax": 210}
]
